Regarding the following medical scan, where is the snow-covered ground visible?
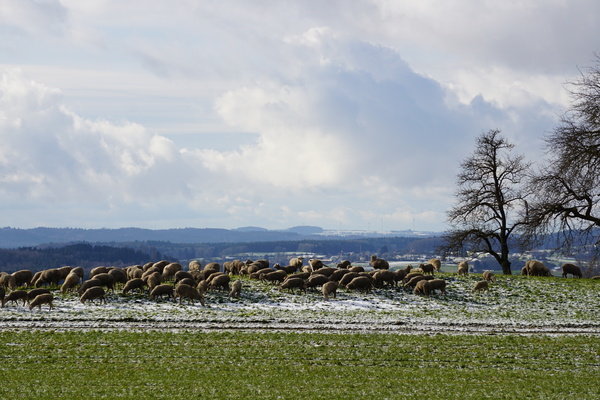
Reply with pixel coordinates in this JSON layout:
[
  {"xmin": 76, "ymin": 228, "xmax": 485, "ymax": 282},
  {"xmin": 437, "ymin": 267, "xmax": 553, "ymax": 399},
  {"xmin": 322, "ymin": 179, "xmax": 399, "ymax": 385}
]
[{"xmin": 2, "ymin": 274, "xmax": 599, "ymax": 334}]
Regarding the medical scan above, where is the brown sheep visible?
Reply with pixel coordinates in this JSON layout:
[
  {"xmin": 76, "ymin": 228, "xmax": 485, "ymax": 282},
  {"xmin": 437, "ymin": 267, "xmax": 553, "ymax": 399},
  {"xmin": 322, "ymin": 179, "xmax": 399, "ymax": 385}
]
[
  {"xmin": 309, "ymin": 259, "xmax": 325, "ymax": 270},
  {"xmin": 175, "ymin": 284, "xmax": 204, "ymax": 305},
  {"xmin": 0, "ymin": 273, "xmax": 16, "ymax": 291},
  {"xmin": 289, "ymin": 257, "xmax": 304, "ymax": 269},
  {"xmin": 122, "ymin": 278, "xmax": 146, "ymax": 294},
  {"xmin": 29, "ymin": 293, "xmax": 54, "ymax": 311},
  {"xmin": 419, "ymin": 263, "xmax": 435, "ymax": 275},
  {"xmin": 403, "ymin": 272, "xmax": 424, "ymax": 284},
  {"xmin": 339, "ymin": 272, "xmax": 361, "ymax": 287},
  {"xmin": 80, "ymin": 286, "xmax": 106, "ymax": 304},
  {"xmin": 311, "ymin": 267, "xmax": 337, "ymax": 277},
  {"xmin": 11, "ymin": 269, "xmax": 33, "ymax": 288},
  {"xmin": 61, "ymin": 271, "xmax": 80, "ymax": 294},
  {"xmin": 561, "ymin": 263, "xmax": 582, "ymax": 278},
  {"xmin": 373, "ymin": 270, "xmax": 397, "ymax": 287},
  {"xmin": 197, "ymin": 280, "xmax": 208, "ymax": 296},
  {"xmin": 336, "ymin": 260, "xmax": 352, "ymax": 269},
  {"xmin": 126, "ymin": 265, "xmax": 143, "ymax": 280},
  {"xmin": 149, "ymin": 284, "xmax": 174, "ymax": 300},
  {"xmin": 279, "ymin": 277, "xmax": 306, "ymax": 293},
  {"xmin": 413, "ymin": 279, "xmax": 431, "ymax": 296},
  {"xmin": 428, "ymin": 279, "xmax": 447, "ymax": 294},
  {"xmin": 306, "ymin": 274, "xmax": 330, "ymax": 290},
  {"xmin": 209, "ymin": 274, "xmax": 230, "ymax": 291},
  {"xmin": 275, "ymin": 264, "xmax": 299, "ymax": 274},
  {"xmin": 174, "ymin": 271, "xmax": 195, "ymax": 284},
  {"xmin": 35, "ymin": 268, "xmax": 62, "ymax": 287},
  {"xmin": 188, "ymin": 260, "xmax": 202, "ymax": 272},
  {"xmin": 525, "ymin": 260, "xmax": 552, "ymax": 277},
  {"xmin": 57, "ymin": 266, "xmax": 73, "ymax": 281},
  {"xmin": 472, "ymin": 280, "xmax": 489, "ymax": 293},
  {"xmin": 348, "ymin": 266, "xmax": 365, "ymax": 273},
  {"xmin": 230, "ymin": 280, "xmax": 242, "ymax": 298},
  {"xmin": 329, "ymin": 269, "xmax": 351, "ymax": 282},
  {"xmin": 322, "ymin": 281, "xmax": 338, "ymax": 300},
  {"xmin": 482, "ymin": 271, "xmax": 497, "ymax": 282},
  {"xmin": 162, "ymin": 263, "xmax": 182, "ymax": 281},
  {"xmin": 261, "ymin": 270, "xmax": 287, "ymax": 284},
  {"xmin": 345, "ymin": 276, "xmax": 372, "ymax": 293},
  {"xmin": 370, "ymin": 254, "xmax": 390, "ymax": 270},
  {"xmin": 26, "ymin": 288, "xmax": 51, "ymax": 302},
  {"xmin": 521, "ymin": 266, "xmax": 528, "ymax": 276},
  {"xmin": 92, "ymin": 273, "xmax": 115, "ymax": 292},
  {"xmin": 2, "ymin": 290, "xmax": 28, "ymax": 307},
  {"xmin": 145, "ymin": 272, "xmax": 162, "ymax": 289},
  {"xmin": 78, "ymin": 279, "xmax": 102, "ymax": 295},
  {"xmin": 428, "ymin": 258, "xmax": 442, "ymax": 272},
  {"xmin": 108, "ymin": 268, "xmax": 128, "ymax": 286},
  {"xmin": 89, "ymin": 266, "xmax": 109, "ymax": 278},
  {"xmin": 71, "ymin": 266, "xmax": 85, "ymax": 282},
  {"xmin": 404, "ymin": 275, "xmax": 431, "ymax": 288},
  {"xmin": 457, "ymin": 261, "xmax": 469, "ymax": 276}
]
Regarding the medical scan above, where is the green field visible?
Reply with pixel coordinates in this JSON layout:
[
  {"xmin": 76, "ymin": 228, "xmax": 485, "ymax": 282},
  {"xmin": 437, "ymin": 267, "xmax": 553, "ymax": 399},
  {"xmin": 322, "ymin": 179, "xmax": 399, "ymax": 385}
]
[{"xmin": 1, "ymin": 330, "xmax": 599, "ymax": 399}]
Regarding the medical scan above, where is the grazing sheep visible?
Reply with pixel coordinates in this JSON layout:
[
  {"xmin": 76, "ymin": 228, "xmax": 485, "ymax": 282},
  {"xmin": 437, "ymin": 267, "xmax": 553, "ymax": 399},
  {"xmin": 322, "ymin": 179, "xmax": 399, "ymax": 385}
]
[
  {"xmin": 122, "ymin": 278, "xmax": 146, "ymax": 294},
  {"xmin": 329, "ymin": 269, "xmax": 351, "ymax": 282},
  {"xmin": 428, "ymin": 258, "xmax": 442, "ymax": 272},
  {"xmin": 174, "ymin": 271, "xmax": 195, "ymax": 284},
  {"xmin": 370, "ymin": 254, "xmax": 390, "ymax": 270},
  {"xmin": 230, "ymin": 280, "xmax": 242, "ymax": 298},
  {"xmin": 197, "ymin": 280, "xmax": 208, "ymax": 296},
  {"xmin": 336, "ymin": 260, "xmax": 352, "ymax": 269},
  {"xmin": 71, "ymin": 266, "xmax": 85, "ymax": 282},
  {"xmin": 457, "ymin": 261, "xmax": 469, "ymax": 276},
  {"xmin": 80, "ymin": 286, "xmax": 106, "ymax": 304},
  {"xmin": 92, "ymin": 273, "xmax": 115, "ymax": 292},
  {"xmin": 0, "ymin": 273, "xmax": 16, "ymax": 291},
  {"xmin": 306, "ymin": 274, "xmax": 330, "ymax": 290},
  {"xmin": 26, "ymin": 288, "xmax": 51, "ymax": 302},
  {"xmin": 472, "ymin": 280, "xmax": 489, "ymax": 293},
  {"xmin": 428, "ymin": 279, "xmax": 447, "ymax": 294},
  {"xmin": 29, "ymin": 293, "xmax": 54, "ymax": 311},
  {"xmin": 177, "ymin": 278, "xmax": 196, "ymax": 288},
  {"xmin": 209, "ymin": 274, "xmax": 230, "ymax": 291},
  {"xmin": 521, "ymin": 266, "xmax": 528, "ymax": 276},
  {"xmin": 108, "ymin": 268, "xmax": 128, "ymax": 286},
  {"xmin": 175, "ymin": 284, "xmax": 204, "ymax": 305},
  {"xmin": 345, "ymin": 276, "xmax": 372, "ymax": 293},
  {"xmin": 419, "ymin": 263, "xmax": 435, "ymax": 275},
  {"xmin": 404, "ymin": 275, "xmax": 430, "ymax": 288},
  {"xmin": 61, "ymin": 271, "xmax": 80, "ymax": 294},
  {"xmin": 322, "ymin": 281, "xmax": 338, "ymax": 300},
  {"xmin": 261, "ymin": 270, "xmax": 287, "ymax": 284},
  {"xmin": 289, "ymin": 257, "xmax": 304, "ymax": 269},
  {"xmin": 413, "ymin": 279, "xmax": 431, "ymax": 296},
  {"xmin": 339, "ymin": 272, "xmax": 361, "ymax": 288},
  {"xmin": 2, "ymin": 290, "xmax": 28, "ymax": 307},
  {"xmin": 312, "ymin": 267, "xmax": 337, "ymax": 277},
  {"xmin": 149, "ymin": 284, "xmax": 174, "ymax": 301},
  {"xmin": 78, "ymin": 279, "xmax": 102, "ymax": 295},
  {"xmin": 482, "ymin": 271, "xmax": 496, "ymax": 282},
  {"xmin": 89, "ymin": 266, "xmax": 109, "ymax": 278},
  {"xmin": 145, "ymin": 272, "xmax": 162, "ymax": 289},
  {"xmin": 188, "ymin": 260, "xmax": 202, "ymax": 272},
  {"xmin": 35, "ymin": 268, "xmax": 62, "ymax": 287},
  {"xmin": 309, "ymin": 259, "xmax": 325, "ymax": 270},
  {"xmin": 403, "ymin": 272, "xmax": 424, "ymax": 284},
  {"xmin": 162, "ymin": 263, "xmax": 182, "ymax": 281},
  {"xmin": 525, "ymin": 260, "xmax": 552, "ymax": 277},
  {"xmin": 11, "ymin": 269, "xmax": 33, "ymax": 288},
  {"xmin": 279, "ymin": 277, "xmax": 306, "ymax": 293},
  {"xmin": 561, "ymin": 263, "xmax": 582, "ymax": 278},
  {"xmin": 275, "ymin": 264, "xmax": 299, "ymax": 274},
  {"xmin": 348, "ymin": 266, "xmax": 365, "ymax": 273},
  {"xmin": 373, "ymin": 270, "xmax": 397, "ymax": 287},
  {"xmin": 57, "ymin": 266, "xmax": 73, "ymax": 281},
  {"xmin": 152, "ymin": 260, "xmax": 171, "ymax": 273}
]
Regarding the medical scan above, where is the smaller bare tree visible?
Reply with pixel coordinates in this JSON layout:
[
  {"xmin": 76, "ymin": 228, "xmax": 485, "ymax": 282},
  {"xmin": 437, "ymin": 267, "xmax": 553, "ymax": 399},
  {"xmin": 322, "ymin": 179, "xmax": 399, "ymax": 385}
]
[{"xmin": 441, "ymin": 129, "xmax": 531, "ymax": 274}]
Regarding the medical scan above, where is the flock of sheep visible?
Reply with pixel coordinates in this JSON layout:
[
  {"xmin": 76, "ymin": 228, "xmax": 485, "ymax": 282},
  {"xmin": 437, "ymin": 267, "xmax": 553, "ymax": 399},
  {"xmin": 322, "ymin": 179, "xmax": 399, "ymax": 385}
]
[{"xmin": 0, "ymin": 255, "xmax": 588, "ymax": 311}]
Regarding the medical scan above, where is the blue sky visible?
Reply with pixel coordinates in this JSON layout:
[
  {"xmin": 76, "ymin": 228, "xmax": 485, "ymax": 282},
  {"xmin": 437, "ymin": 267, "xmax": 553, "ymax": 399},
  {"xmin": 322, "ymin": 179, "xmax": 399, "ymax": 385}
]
[{"xmin": 0, "ymin": 0, "xmax": 598, "ymax": 232}]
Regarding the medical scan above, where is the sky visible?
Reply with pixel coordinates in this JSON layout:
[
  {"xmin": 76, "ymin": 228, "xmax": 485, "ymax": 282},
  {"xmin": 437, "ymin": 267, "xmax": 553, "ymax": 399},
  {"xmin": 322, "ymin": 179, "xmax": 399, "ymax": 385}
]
[{"xmin": 0, "ymin": 0, "xmax": 598, "ymax": 232}]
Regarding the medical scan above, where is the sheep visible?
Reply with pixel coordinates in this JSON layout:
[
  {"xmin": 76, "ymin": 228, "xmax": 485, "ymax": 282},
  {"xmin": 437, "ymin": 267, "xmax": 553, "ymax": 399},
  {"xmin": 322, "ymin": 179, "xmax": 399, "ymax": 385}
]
[
  {"xmin": 309, "ymin": 259, "xmax": 325, "ymax": 270},
  {"xmin": 561, "ymin": 263, "xmax": 582, "ymax": 278},
  {"xmin": 29, "ymin": 293, "xmax": 54, "ymax": 311},
  {"xmin": 0, "ymin": 273, "xmax": 16, "ymax": 291},
  {"xmin": 152, "ymin": 260, "xmax": 171, "ymax": 273},
  {"xmin": 289, "ymin": 257, "xmax": 304, "ymax": 269},
  {"xmin": 275, "ymin": 264, "xmax": 299, "ymax": 274},
  {"xmin": 312, "ymin": 267, "xmax": 337, "ymax": 277},
  {"xmin": 35, "ymin": 268, "xmax": 62, "ymax": 287},
  {"xmin": 177, "ymin": 278, "xmax": 197, "ymax": 288},
  {"xmin": 197, "ymin": 280, "xmax": 208, "ymax": 296},
  {"xmin": 482, "ymin": 271, "xmax": 496, "ymax": 282},
  {"xmin": 57, "ymin": 266, "xmax": 73, "ymax": 281},
  {"xmin": 71, "ymin": 266, "xmax": 85, "ymax": 282},
  {"xmin": 279, "ymin": 277, "xmax": 306, "ymax": 294},
  {"xmin": 521, "ymin": 266, "xmax": 528, "ymax": 276},
  {"xmin": 373, "ymin": 270, "xmax": 397, "ymax": 288},
  {"xmin": 209, "ymin": 274, "xmax": 230, "ymax": 291},
  {"xmin": 108, "ymin": 268, "xmax": 128, "ymax": 286},
  {"xmin": 188, "ymin": 260, "xmax": 202, "ymax": 272},
  {"xmin": 80, "ymin": 286, "xmax": 106, "ymax": 304},
  {"xmin": 175, "ymin": 284, "xmax": 204, "ymax": 305},
  {"xmin": 525, "ymin": 260, "xmax": 552, "ymax": 277},
  {"xmin": 457, "ymin": 261, "xmax": 469, "ymax": 276},
  {"xmin": 230, "ymin": 280, "xmax": 242, "ymax": 298},
  {"xmin": 60, "ymin": 271, "xmax": 80, "ymax": 294},
  {"xmin": 261, "ymin": 270, "xmax": 287, "ymax": 284},
  {"xmin": 339, "ymin": 272, "xmax": 361, "ymax": 287},
  {"xmin": 403, "ymin": 272, "xmax": 424, "ymax": 284},
  {"xmin": 89, "ymin": 266, "xmax": 109, "ymax": 278},
  {"xmin": 2, "ymin": 290, "xmax": 28, "ymax": 307},
  {"xmin": 370, "ymin": 254, "xmax": 390, "ymax": 270},
  {"xmin": 336, "ymin": 260, "xmax": 352, "ymax": 269},
  {"xmin": 26, "ymin": 288, "xmax": 51, "ymax": 302},
  {"xmin": 92, "ymin": 273, "xmax": 115, "ymax": 292},
  {"xmin": 174, "ymin": 271, "xmax": 195, "ymax": 285},
  {"xmin": 329, "ymin": 269, "xmax": 351, "ymax": 282},
  {"xmin": 472, "ymin": 280, "xmax": 489, "ymax": 293},
  {"xmin": 162, "ymin": 263, "xmax": 182, "ymax": 281},
  {"xmin": 418, "ymin": 263, "xmax": 435, "ymax": 275},
  {"xmin": 427, "ymin": 279, "xmax": 447, "ymax": 294},
  {"xmin": 149, "ymin": 284, "xmax": 174, "ymax": 301},
  {"xmin": 348, "ymin": 266, "xmax": 365, "ymax": 273},
  {"xmin": 322, "ymin": 281, "xmax": 338, "ymax": 300},
  {"xmin": 428, "ymin": 258, "xmax": 442, "ymax": 272},
  {"xmin": 122, "ymin": 278, "xmax": 146, "ymax": 294},
  {"xmin": 345, "ymin": 276, "xmax": 372, "ymax": 293},
  {"xmin": 145, "ymin": 272, "xmax": 162, "ymax": 289},
  {"xmin": 413, "ymin": 279, "xmax": 431, "ymax": 296},
  {"xmin": 305, "ymin": 274, "xmax": 330, "ymax": 290},
  {"xmin": 404, "ymin": 275, "xmax": 430, "ymax": 288},
  {"xmin": 78, "ymin": 279, "xmax": 102, "ymax": 295},
  {"xmin": 11, "ymin": 269, "xmax": 33, "ymax": 288}
]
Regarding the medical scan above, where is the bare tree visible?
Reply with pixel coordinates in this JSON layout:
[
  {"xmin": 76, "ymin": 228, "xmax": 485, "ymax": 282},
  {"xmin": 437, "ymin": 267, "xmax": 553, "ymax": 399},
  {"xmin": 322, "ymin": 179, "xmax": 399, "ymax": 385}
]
[
  {"xmin": 441, "ymin": 129, "xmax": 531, "ymax": 274},
  {"xmin": 527, "ymin": 54, "xmax": 600, "ymax": 254}
]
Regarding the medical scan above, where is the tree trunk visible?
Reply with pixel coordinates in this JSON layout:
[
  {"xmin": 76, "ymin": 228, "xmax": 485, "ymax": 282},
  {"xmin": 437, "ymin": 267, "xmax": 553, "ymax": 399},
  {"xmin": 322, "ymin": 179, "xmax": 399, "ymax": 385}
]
[{"xmin": 501, "ymin": 259, "xmax": 512, "ymax": 275}]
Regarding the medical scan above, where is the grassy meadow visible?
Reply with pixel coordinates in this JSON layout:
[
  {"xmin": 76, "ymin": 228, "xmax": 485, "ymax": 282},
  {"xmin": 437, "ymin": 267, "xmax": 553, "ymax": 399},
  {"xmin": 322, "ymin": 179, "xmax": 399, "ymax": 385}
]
[{"xmin": 0, "ymin": 330, "xmax": 599, "ymax": 399}]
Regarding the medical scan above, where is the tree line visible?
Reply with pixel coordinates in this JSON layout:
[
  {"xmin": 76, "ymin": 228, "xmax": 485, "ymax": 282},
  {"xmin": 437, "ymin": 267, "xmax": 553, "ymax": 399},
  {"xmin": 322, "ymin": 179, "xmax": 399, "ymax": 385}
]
[{"xmin": 441, "ymin": 54, "xmax": 600, "ymax": 274}]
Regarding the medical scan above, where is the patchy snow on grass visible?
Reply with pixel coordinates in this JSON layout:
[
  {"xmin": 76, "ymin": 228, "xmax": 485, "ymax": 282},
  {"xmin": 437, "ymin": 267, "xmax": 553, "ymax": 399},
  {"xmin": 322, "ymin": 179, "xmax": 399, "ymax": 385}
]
[{"xmin": 1, "ymin": 273, "xmax": 599, "ymax": 334}]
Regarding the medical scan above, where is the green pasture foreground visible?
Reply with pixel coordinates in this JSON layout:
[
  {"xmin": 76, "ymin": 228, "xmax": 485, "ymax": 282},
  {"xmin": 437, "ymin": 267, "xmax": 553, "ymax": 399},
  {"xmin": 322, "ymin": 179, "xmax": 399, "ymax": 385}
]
[{"xmin": 0, "ymin": 330, "xmax": 599, "ymax": 399}]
